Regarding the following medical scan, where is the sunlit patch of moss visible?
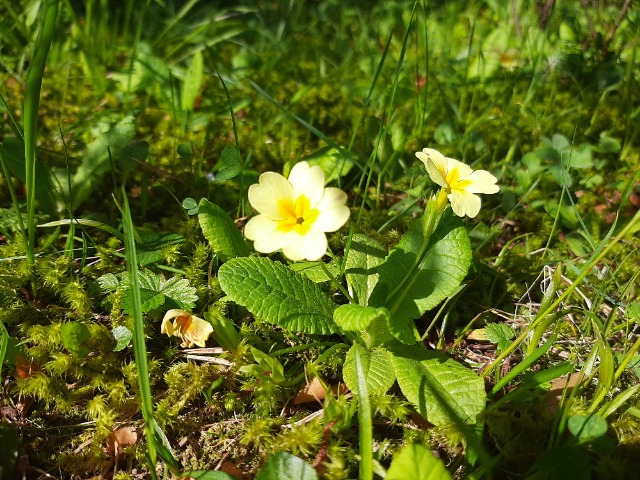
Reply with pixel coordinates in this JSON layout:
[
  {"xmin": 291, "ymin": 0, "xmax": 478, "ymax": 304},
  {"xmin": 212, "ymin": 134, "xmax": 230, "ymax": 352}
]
[
  {"xmin": 371, "ymin": 394, "xmax": 410, "ymax": 424},
  {"xmin": 270, "ymin": 419, "xmax": 323, "ymax": 458},
  {"xmin": 321, "ymin": 442, "xmax": 353, "ymax": 480},
  {"xmin": 239, "ymin": 415, "xmax": 282, "ymax": 454},
  {"xmin": 155, "ymin": 361, "xmax": 221, "ymax": 427}
]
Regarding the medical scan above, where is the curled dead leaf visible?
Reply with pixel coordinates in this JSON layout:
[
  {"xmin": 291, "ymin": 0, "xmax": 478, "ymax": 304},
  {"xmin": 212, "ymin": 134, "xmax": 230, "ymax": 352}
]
[{"xmin": 106, "ymin": 426, "xmax": 138, "ymax": 457}]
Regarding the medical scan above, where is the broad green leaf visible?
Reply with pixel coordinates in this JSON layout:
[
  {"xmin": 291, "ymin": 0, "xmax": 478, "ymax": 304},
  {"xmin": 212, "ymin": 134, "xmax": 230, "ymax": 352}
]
[
  {"xmin": 343, "ymin": 344, "xmax": 396, "ymax": 397},
  {"xmin": 112, "ymin": 326, "xmax": 133, "ymax": 352},
  {"xmin": 181, "ymin": 50, "xmax": 204, "ymax": 111},
  {"xmin": 345, "ymin": 234, "xmax": 386, "ymax": 306},
  {"xmin": 390, "ymin": 345, "xmax": 485, "ymax": 426},
  {"xmin": 568, "ymin": 414, "xmax": 608, "ymax": 442},
  {"xmin": 255, "ymin": 452, "xmax": 318, "ymax": 480},
  {"xmin": 333, "ymin": 304, "xmax": 388, "ymax": 331},
  {"xmin": 289, "ymin": 261, "xmax": 340, "ymax": 283},
  {"xmin": 72, "ymin": 116, "xmax": 136, "ymax": 210},
  {"xmin": 218, "ymin": 256, "xmax": 338, "ymax": 335},
  {"xmin": 369, "ymin": 213, "xmax": 471, "ymax": 325},
  {"xmin": 386, "ymin": 310, "xmax": 417, "ymax": 345},
  {"xmin": 214, "ymin": 145, "xmax": 243, "ymax": 182},
  {"xmin": 61, "ymin": 322, "xmax": 91, "ymax": 357},
  {"xmin": 198, "ymin": 199, "xmax": 249, "ymax": 262},
  {"xmin": 386, "ymin": 443, "xmax": 452, "ymax": 480}
]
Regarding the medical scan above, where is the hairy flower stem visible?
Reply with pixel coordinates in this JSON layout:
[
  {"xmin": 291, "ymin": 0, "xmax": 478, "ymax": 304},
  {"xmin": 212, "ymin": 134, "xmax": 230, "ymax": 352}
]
[{"xmin": 387, "ymin": 189, "xmax": 448, "ymax": 313}]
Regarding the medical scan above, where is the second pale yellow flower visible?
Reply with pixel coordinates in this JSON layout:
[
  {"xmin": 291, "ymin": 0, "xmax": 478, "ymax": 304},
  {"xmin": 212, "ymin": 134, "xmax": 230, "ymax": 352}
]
[{"xmin": 415, "ymin": 148, "xmax": 499, "ymax": 218}]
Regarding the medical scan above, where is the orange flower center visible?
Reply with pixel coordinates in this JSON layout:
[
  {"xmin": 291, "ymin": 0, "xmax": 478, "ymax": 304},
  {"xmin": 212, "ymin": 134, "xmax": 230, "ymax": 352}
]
[
  {"xmin": 175, "ymin": 314, "xmax": 193, "ymax": 333},
  {"xmin": 277, "ymin": 194, "xmax": 320, "ymax": 235}
]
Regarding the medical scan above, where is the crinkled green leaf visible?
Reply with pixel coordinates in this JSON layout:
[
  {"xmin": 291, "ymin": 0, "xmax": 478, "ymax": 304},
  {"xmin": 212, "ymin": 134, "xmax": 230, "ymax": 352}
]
[
  {"xmin": 386, "ymin": 443, "xmax": 452, "ymax": 480},
  {"xmin": 345, "ymin": 234, "xmax": 386, "ymax": 306},
  {"xmin": 289, "ymin": 261, "xmax": 340, "ymax": 283},
  {"xmin": 112, "ymin": 326, "xmax": 133, "ymax": 352},
  {"xmin": 333, "ymin": 304, "xmax": 388, "ymax": 331},
  {"xmin": 61, "ymin": 322, "xmax": 91, "ymax": 358},
  {"xmin": 198, "ymin": 198, "xmax": 249, "ymax": 262},
  {"xmin": 121, "ymin": 270, "xmax": 197, "ymax": 314},
  {"xmin": 369, "ymin": 213, "xmax": 471, "ymax": 325},
  {"xmin": 390, "ymin": 345, "xmax": 485, "ymax": 426},
  {"xmin": 218, "ymin": 256, "xmax": 338, "ymax": 335},
  {"xmin": 343, "ymin": 344, "xmax": 396, "ymax": 397},
  {"xmin": 255, "ymin": 452, "xmax": 318, "ymax": 480},
  {"xmin": 484, "ymin": 323, "xmax": 514, "ymax": 351},
  {"xmin": 97, "ymin": 273, "xmax": 120, "ymax": 293}
]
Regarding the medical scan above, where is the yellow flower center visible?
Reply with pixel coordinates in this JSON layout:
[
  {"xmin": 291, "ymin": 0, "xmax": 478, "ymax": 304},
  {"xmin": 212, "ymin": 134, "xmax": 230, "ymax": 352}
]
[
  {"xmin": 277, "ymin": 194, "xmax": 320, "ymax": 235},
  {"xmin": 444, "ymin": 166, "xmax": 472, "ymax": 192}
]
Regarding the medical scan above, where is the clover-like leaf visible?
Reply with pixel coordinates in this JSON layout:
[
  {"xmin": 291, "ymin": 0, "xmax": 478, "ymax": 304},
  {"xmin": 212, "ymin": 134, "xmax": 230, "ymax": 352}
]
[{"xmin": 218, "ymin": 256, "xmax": 338, "ymax": 335}]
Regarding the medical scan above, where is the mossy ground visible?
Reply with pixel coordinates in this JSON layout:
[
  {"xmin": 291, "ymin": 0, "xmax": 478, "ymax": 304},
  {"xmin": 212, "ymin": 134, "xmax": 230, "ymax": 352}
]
[{"xmin": 1, "ymin": 1, "xmax": 640, "ymax": 479}]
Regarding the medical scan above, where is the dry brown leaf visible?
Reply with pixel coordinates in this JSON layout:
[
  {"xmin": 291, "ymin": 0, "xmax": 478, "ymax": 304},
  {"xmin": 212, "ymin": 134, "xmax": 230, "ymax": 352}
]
[
  {"xmin": 542, "ymin": 372, "xmax": 588, "ymax": 414},
  {"xmin": 15, "ymin": 355, "xmax": 41, "ymax": 379},
  {"xmin": 221, "ymin": 461, "xmax": 245, "ymax": 479},
  {"xmin": 294, "ymin": 376, "xmax": 327, "ymax": 405},
  {"xmin": 106, "ymin": 426, "xmax": 138, "ymax": 457}
]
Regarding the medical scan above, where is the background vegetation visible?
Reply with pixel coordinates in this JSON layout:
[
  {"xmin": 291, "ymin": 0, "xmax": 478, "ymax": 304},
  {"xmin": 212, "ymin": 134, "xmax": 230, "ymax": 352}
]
[{"xmin": 1, "ymin": 0, "xmax": 639, "ymax": 478}]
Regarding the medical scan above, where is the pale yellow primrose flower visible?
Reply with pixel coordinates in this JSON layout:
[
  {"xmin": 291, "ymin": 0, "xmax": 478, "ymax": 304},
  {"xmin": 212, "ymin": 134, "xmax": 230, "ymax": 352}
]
[
  {"xmin": 415, "ymin": 148, "xmax": 499, "ymax": 218},
  {"xmin": 244, "ymin": 161, "xmax": 350, "ymax": 262},
  {"xmin": 161, "ymin": 309, "xmax": 213, "ymax": 348}
]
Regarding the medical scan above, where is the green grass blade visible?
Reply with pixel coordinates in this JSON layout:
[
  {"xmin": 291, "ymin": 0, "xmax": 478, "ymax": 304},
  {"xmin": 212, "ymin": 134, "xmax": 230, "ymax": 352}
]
[
  {"xmin": 354, "ymin": 344, "xmax": 373, "ymax": 480},
  {"xmin": 122, "ymin": 192, "xmax": 158, "ymax": 474},
  {"xmin": 23, "ymin": 0, "xmax": 58, "ymax": 291}
]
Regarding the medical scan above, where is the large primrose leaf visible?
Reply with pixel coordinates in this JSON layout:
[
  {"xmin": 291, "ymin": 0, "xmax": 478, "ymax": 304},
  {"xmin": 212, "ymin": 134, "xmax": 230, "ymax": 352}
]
[
  {"xmin": 218, "ymin": 256, "xmax": 338, "ymax": 335},
  {"xmin": 343, "ymin": 343, "xmax": 396, "ymax": 397},
  {"xmin": 369, "ymin": 212, "xmax": 471, "ymax": 327},
  {"xmin": 386, "ymin": 443, "xmax": 452, "ymax": 480},
  {"xmin": 390, "ymin": 345, "xmax": 485, "ymax": 427},
  {"xmin": 344, "ymin": 234, "xmax": 386, "ymax": 306},
  {"xmin": 198, "ymin": 199, "xmax": 249, "ymax": 262}
]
